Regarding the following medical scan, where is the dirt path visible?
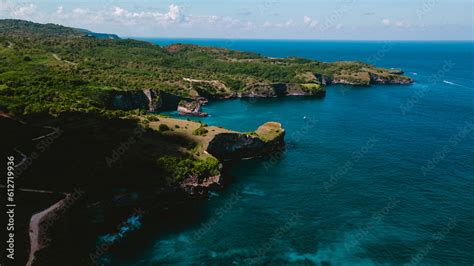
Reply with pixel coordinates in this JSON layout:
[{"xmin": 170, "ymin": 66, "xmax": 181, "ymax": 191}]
[
  {"xmin": 52, "ymin": 53, "xmax": 77, "ymax": 66},
  {"xmin": 26, "ymin": 194, "xmax": 70, "ymax": 266},
  {"xmin": 14, "ymin": 126, "xmax": 60, "ymax": 169}
]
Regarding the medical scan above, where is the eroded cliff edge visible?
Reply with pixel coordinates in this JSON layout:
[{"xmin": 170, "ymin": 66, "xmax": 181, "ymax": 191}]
[
  {"xmin": 1, "ymin": 113, "xmax": 285, "ymax": 265},
  {"xmin": 0, "ymin": 19, "xmax": 413, "ymax": 117}
]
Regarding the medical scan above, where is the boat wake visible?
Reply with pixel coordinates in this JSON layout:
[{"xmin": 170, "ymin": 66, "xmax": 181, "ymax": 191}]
[{"xmin": 443, "ymin": 80, "xmax": 473, "ymax": 89}]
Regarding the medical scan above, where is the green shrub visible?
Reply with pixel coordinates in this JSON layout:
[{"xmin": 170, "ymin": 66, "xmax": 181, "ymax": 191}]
[
  {"xmin": 156, "ymin": 156, "xmax": 220, "ymax": 182},
  {"xmin": 146, "ymin": 115, "xmax": 160, "ymax": 121},
  {"xmin": 193, "ymin": 157, "xmax": 220, "ymax": 177},
  {"xmin": 246, "ymin": 132, "xmax": 258, "ymax": 137},
  {"xmin": 158, "ymin": 124, "xmax": 170, "ymax": 131},
  {"xmin": 193, "ymin": 127, "xmax": 208, "ymax": 136}
]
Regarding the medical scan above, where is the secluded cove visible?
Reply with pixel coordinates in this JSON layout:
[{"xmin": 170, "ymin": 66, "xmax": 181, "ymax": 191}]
[{"xmin": 104, "ymin": 40, "xmax": 474, "ymax": 266}]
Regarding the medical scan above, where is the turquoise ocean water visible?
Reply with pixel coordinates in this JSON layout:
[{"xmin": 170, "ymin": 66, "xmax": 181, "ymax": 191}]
[{"xmin": 109, "ymin": 40, "xmax": 474, "ymax": 265}]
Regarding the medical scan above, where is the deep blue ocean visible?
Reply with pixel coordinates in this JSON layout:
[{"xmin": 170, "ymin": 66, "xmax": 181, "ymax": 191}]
[{"xmin": 109, "ymin": 40, "xmax": 474, "ymax": 265}]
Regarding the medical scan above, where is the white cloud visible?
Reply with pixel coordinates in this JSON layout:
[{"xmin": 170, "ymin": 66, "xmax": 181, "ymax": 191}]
[
  {"xmin": 303, "ymin": 15, "xmax": 319, "ymax": 28},
  {"xmin": 262, "ymin": 19, "xmax": 296, "ymax": 29},
  {"xmin": 112, "ymin": 7, "xmax": 126, "ymax": 16},
  {"xmin": 108, "ymin": 5, "xmax": 185, "ymax": 24},
  {"xmin": 10, "ymin": 3, "xmax": 36, "ymax": 17},
  {"xmin": 72, "ymin": 8, "xmax": 89, "ymax": 16},
  {"xmin": 395, "ymin": 20, "xmax": 409, "ymax": 27},
  {"xmin": 382, "ymin": 18, "xmax": 410, "ymax": 28},
  {"xmin": 285, "ymin": 19, "xmax": 295, "ymax": 27},
  {"xmin": 164, "ymin": 4, "xmax": 182, "ymax": 22},
  {"xmin": 56, "ymin": 6, "xmax": 64, "ymax": 15}
]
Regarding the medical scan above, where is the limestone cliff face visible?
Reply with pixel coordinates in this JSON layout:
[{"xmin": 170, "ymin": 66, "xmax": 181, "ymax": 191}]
[
  {"xmin": 240, "ymin": 83, "xmax": 325, "ymax": 98},
  {"xmin": 179, "ymin": 174, "xmax": 221, "ymax": 195},
  {"xmin": 110, "ymin": 90, "xmax": 181, "ymax": 111},
  {"xmin": 207, "ymin": 122, "xmax": 285, "ymax": 160},
  {"xmin": 368, "ymin": 72, "xmax": 413, "ymax": 85},
  {"xmin": 111, "ymin": 90, "xmax": 151, "ymax": 111},
  {"xmin": 315, "ymin": 73, "xmax": 332, "ymax": 86},
  {"xmin": 177, "ymin": 100, "xmax": 208, "ymax": 117}
]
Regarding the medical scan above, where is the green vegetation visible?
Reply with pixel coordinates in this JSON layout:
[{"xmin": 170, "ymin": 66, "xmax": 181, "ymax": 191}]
[
  {"xmin": 157, "ymin": 156, "xmax": 220, "ymax": 182},
  {"xmin": 255, "ymin": 122, "xmax": 285, "ymax": 142},
  {"xmin": 0, "ymin": 19, "xmax": 410, "ymax": 199},
  {"xmin": 158, "ymin": 123, "xmax": 170, "ymax": 131},
  {"xmin": 246, "ymin": 132, "xmax": 259, "ymax": 137},
  {"xmin": 301, "ymin": 83, "xmax": 322, "ymax": 90},
  {"xmin": 193, "ymin": 126, "xmax": 209, "ymax": 136},
  {"xmin": 0, "ymin": 19, "xmax": 410, "ymax": 116},
  {"xmin": 146, "ymin": 114, "xmax": 160, "ymax": 121}
]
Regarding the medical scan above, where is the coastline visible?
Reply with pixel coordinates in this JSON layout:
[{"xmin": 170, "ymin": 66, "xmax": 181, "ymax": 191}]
[{"xmin": 0, "ymin": 20, "xmax": 419, "ymax": 265}]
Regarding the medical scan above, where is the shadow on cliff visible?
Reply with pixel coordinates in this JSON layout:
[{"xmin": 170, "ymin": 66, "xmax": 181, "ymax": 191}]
[{"xmin": 1, "ymin": 111, "xmax": 203, "ymax": 265}]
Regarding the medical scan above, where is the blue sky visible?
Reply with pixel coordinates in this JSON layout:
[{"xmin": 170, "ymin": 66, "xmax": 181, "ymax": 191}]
[{"xmin": 1, "ymin": 0, "xmax": 473, "ymax": 40}]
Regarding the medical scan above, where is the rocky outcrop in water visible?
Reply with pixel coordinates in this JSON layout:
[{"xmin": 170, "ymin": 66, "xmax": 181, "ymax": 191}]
[
  {"xmin": 207, "ymin": 122, "xmax": 285, "ymax": 160},
  {"xmin": 177, "ymin": 100, "xmax": 208, "ymax": 117},
  {"xmin": 110, "ymin": 89, "xmax": 182, "ymax": 112}
]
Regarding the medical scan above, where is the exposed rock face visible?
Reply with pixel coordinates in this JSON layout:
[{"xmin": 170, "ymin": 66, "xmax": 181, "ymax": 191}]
[
  {"xmin": 110, "ymin": 90, "xmax": 182, "ymax": 112},
  {"xmin": 286, "ymin": 84, "xmax": 325, "ymax": 96},
  {"xmin": 207, "ymin": 122, "xmax": 285, "ymax": 160},
  {"xmin": 177, "ymin": 100, "xmax": 208, "ymax": 117},
  {"xmin": 179, "ymin": 175, "xmax": 221, "ymax": 195},
  {"xmin": 111, "ymin": 90, "xmax": 151, "ymax": 111},
  {"xmin": 157, "ymin": 91, "xmax": 182, "ymax": 111},
  {"xmin": 315, "ymin": 73, "xmax": 332, "ymax": 86},
  {"xmin": 331, "ymin": 71, "xmax": 413, "ymax": 86},
  {"xmin": 240, "ymin": 83, "xmax": 325, "ymax": 98},
  {"xmin": 369, "ymin": 72, "xmax": 413, "ymax": 85}
]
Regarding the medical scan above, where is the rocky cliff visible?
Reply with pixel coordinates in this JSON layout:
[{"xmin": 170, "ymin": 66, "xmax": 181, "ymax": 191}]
[
  {"xmin": 240, "ymin": 83, "xmax": 325, "ymax": 98},
  {"xmin": 207, "ymin": 122, "xmax": 285, "ymax": 160},
  {"xmin": 177, "ymin": 100, "xmax": 208, "ymax": 117},
  {"xmin": 331, "ymin": 70, "xmax": 413, "ymax": 86},
  {"xmin": 109, "ymin": 89, "xmax": 182, "ymax": 112}
]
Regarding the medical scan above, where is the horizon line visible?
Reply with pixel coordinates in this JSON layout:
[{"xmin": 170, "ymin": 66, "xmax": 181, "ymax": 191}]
[{"xmin": 126, "ymin": 36, "xmax": 474, "ymax": 42}]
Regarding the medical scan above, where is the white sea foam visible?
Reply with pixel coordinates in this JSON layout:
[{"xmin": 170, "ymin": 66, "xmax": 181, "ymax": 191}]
[{"xmin": 443, "ymin": 80, "xmax": 473, "ymax": 89}]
